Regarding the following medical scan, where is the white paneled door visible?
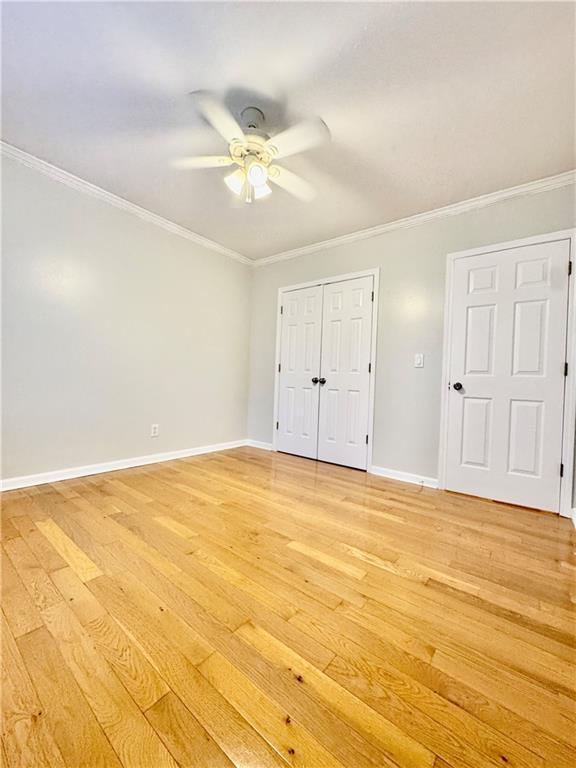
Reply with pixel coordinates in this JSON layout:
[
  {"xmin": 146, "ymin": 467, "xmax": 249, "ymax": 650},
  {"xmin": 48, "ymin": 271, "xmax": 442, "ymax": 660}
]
[
  {"xmin": 317, "ymin": 276, "xmax": 374, "ymax": 469},
  {"xmin": 276, "ymin": 285, "xmax": 323, "ymax": 459},
  {"xmin": 277, "ymin": 275, "xmax": 375, "ymax": 470},
  {"xmin": 445, "ymin": 239, "xmax": 571, "ymax": 512}
]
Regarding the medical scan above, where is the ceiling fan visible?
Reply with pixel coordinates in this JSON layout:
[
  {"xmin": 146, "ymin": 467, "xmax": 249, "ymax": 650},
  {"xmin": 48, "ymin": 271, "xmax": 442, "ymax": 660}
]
[{"xmin": 172, "ymin": 92, "xmax": 330, "ymax": 203}]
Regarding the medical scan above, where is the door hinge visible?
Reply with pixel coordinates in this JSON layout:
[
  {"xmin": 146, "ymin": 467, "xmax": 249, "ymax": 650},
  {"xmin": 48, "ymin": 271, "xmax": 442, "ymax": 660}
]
[
  {"xmin": 368, "ymin": 362, "xmax": 372, "ymax": 373},
  {"xmin": 278, "ymin": 363, "xmax": 281, "ymax": 373},
  {"xmin": 569, "ymin": 261, "xmax": 572, "ymax": 276},
  {"xmin": 371, "ymin": 291, "xmax": 374, "ymax": 302},
  {"xmin": 560, "ymin": 463, "xmax": 564, "ymax": 478},
  {"xmin": 365, "ymin": 434, "xmax": 369, "ymax": 444},
  {"xmin": 276, "ymin": 421, "xmax": 279, "ymax": 430},
  {"xmin": 564, "ymin": 362, "xmax": 568, "ymax": 377},
  {"xmin": 280, "ymin": 305, "xmax": 283, "ymax": 315}
]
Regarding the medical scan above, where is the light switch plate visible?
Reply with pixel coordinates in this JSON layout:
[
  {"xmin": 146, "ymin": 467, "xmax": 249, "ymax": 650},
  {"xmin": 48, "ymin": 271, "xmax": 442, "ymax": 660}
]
[{"xmin": 414, "ymin": 353, "xmax": 424, "ymax": 368}]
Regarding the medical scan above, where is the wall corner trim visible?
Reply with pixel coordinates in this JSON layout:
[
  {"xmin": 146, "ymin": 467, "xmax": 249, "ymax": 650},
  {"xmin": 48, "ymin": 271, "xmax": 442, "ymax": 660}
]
[
  {"xmin": 254, "ymin": 169, "xmax": 576, "ymax": 267},
  {"xmin": 1, "ymin": 141, "xmax": 252, "ymax": 266},
  {"xmin": 369, "ymin": 464, "xmax": 439, "ymax": 489}
]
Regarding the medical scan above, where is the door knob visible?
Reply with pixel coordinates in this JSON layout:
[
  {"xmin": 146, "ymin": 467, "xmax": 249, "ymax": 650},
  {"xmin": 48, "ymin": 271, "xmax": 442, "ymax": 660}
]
[
  {"xmin": 319, "ymin": 377, "xmax": 327, "ymax": 385},
  {"xmin": 311, "ymin": 377, "xmax": 319, "ymax": 384},
  {"xmin": 452, "ymin": 382, "xmax": 463, "ymax": 391}
]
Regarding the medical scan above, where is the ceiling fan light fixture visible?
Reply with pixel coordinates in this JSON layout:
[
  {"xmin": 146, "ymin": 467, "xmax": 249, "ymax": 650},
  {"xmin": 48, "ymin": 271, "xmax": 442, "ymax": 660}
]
[
  {"xmin": 245, "ymin": 157, "xmax": 268, "ymax": 187},
  {"xmin": 253, "ymin": 183, "xmax": 272, "ymax": 200},
  {"xmin": 224, "ymin": 168, "xmax": 245, "ymax": 196},
  {"xmin": 224, "ymin": 168, "xmax": 271, "ymax": 203},
  {"xmin": 174, "ymin": 94, "xmax": 327, "ymax": 205}
]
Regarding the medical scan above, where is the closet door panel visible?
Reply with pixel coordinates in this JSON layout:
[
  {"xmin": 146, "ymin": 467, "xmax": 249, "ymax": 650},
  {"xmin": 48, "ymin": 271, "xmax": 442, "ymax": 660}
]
[
  {"xmin": 276, "ymin": 285, "xmax": 323, "ymax": 459},
  {"xmin": 317, "ymin": 276, "xmax": 373, "ymax": 469}
]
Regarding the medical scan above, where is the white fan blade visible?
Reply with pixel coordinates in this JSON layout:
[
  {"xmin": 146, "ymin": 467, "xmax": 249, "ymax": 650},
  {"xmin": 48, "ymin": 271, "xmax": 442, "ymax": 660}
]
[
  {"xmin": 172, "ymin": 156, "xmax": 233, "ymax": 169},
  {"xmin": 268, "ymin": 165, "xmax": 316, "ymax": 202},
  {"xmin": 266, "ymin": 118, "xmax": 330, "ymax": 159},
  {"xmin": 193, "ymin": 92, "xmax": 245, "ymax": 144}
]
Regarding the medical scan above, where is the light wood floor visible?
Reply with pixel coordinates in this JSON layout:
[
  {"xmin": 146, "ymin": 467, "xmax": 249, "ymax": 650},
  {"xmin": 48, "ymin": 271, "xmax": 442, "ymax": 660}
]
[{"xmin": 1, "ymin": 447, "xmax": 575, "ymax": 768}]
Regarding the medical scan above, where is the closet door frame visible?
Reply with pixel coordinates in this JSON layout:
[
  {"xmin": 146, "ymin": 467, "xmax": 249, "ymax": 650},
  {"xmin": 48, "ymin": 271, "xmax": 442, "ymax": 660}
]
[{"xmin": 272, "ymin": 268, "xmax": 380, "ymax": 469}]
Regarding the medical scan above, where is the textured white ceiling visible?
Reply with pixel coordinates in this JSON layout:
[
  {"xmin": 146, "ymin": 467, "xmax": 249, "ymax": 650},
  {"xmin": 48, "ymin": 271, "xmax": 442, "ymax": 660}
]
[{"xmin": 2, "ymin": 2, "xmax": 575, "ymax": 260}]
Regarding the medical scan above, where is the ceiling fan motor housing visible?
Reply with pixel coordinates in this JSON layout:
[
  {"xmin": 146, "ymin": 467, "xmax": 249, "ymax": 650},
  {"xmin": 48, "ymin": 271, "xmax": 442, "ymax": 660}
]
[
  {"xmin": 240, "ymin": 106, "xmax": 265, "ymax": 131},
  {"xmin": 229, "ymin": 130, "xmax": 272, "ymax": 166}
]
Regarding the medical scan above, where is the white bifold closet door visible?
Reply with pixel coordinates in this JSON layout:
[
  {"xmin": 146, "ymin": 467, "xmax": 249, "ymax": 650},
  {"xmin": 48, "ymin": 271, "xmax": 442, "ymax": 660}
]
[
  {"xmin": 277, "ymin": 275, "xmax": 374, "ymax": 470},
  {"xmin": 445, "ymin": 239, "xmax": 570, "ymax": 512}
]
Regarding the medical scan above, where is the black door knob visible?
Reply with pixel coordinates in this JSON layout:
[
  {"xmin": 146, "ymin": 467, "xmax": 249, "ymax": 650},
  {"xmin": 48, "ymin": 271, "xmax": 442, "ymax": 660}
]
[
  {"xmin": 311, "ymin": 377, "xmax": 319, "ymax": 384},
  {"xmin": 319, "ymin": 377, "xmax": 327, "ymax": 385},
  {"xmin": 453, "ymin": 382, "xmax": 463, "ymax": 391}
]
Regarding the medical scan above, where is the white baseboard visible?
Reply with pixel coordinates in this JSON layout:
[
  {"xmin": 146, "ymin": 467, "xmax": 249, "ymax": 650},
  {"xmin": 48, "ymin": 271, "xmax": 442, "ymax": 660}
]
[
  {"xmin": 244, "ymin": 440, "xmax": 274, "ymax": 451},
  {"xmin": 1, "ymin": 442, "xmax": 439, "ymax": 493},
  {"xmin": 0, "ymin": 440, "xmax": 248, "ymax": 492},
  {"xmin": 369, "ymin": 464, "xmax": 439, "ymax": 489}
]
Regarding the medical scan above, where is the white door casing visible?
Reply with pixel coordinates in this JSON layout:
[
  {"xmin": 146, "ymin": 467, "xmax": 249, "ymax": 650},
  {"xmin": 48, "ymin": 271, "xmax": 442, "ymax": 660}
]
[
  {"xmin": 317, "ymin": 276, "xmax": 374, "ymax": 470},
  {"xmin": 444, "ymin": 239, "xmax": 570, "ymax": 512},
  {"xmin": 276, "ymin": 284, "xmax": 323, "ymax": 459}
]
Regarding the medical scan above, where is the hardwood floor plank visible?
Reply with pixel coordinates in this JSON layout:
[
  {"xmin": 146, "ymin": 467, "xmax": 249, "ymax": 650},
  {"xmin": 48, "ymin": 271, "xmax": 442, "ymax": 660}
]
[
  {"xmin": 108, "ymin": 535, "xmax": 336, "ymax": 671},
  {"xmin": 1, "ymin": 546, "xmax": 44, "ymax": 637},
  {"xmin": 145, "ymin": 692, "xmax": 235, "ymax": 768},
  {"xmin": 200, "ymin": 631, "xmax": 416, "ymax": 767},
  {"xmin": 166, "ymin": 502, "xmax": 350, "ymax": 610},
  {"xmin": 2, "ymin": 446, "xmax": 574, "ymax": 767},
  {"xmin": 199, "ymin": 651, "xmax": 350, "ymax": 767},
  {"xmin": 88, "ymin": 574, "xmax": 288, "ymax": 768},
  {"xmin": 54, "ymin": 562, "xmax": 171, "ymax": 713},
  {"xmin": 191, "ymin": 546, "xmax": 299, "ymax": 621},
  {"xmin": 10, "ymin": 515, "xmax": 68, "ymax": 572},
  {"xmin": 153, "ymin": 515, "xmax": 199, "ymax": 540},
  {"xmin": 290, "ymin": 610, "xmax": 545, "ymax": 768},
  {"xmin": 432, "ymin": 650, "xmax": 576, "ymax": 745},
  {"xmin": 51, "ymin": 565, "xmax": 108, "ymax": 625},
  {"xmin": 0, "ymin": 518, "xmax": 21, "ymax": 543},
  {"xmin": 16, "ymin": 626, "xmax": 123, "ymax": 768},
  {"xmin": 286, "ymin": 540, "xmax": 367, "ymax": 579},
  {"xmin": 341, "ymin": 598, "xmax": 575, "ymax": 698},
  {"xmin": 235, "ymin": 620, "xmax": 436, "ymax": 768},
  {"xmin": 3, "ymin": 536, "xmax": 62, "ymax": 611},
  {"xmin": 86, "ymin": 613, "xmax": 171, "ymax": 712},
  {"xmin": 35, "ymin": 519, "xmax": 102, "ymax": 582},
  {"xmin": 40, "ymin": 601, "xmax": 179, "ymax": 768},
  {"xmin": 106, "ymin": 538, "xmax": 248, "ymax": 632},
  {"xmin": 105, "ymin": 570, "xmax": 214, "ymax": 664},
  {"xmin": 1, "ymin": 615, "xmax": 66, "ymax": 768}
]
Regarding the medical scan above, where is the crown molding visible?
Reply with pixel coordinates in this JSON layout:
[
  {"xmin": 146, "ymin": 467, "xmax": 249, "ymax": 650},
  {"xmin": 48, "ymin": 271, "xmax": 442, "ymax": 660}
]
[
  {"xmin": 3, "ymin": 140, "xmax": 573, "ymax": 268},
  {"xmin": 253, "ymin": 169, "xmax": 576, "ymax": 267},
  {"xmin": 1, "ymin": 141, "xmax": 252, "ymax": 266}
]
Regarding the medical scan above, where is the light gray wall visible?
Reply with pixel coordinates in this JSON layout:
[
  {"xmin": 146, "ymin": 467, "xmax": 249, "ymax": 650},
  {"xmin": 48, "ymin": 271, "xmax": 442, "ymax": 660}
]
[
  {"xmin": 2, "ymin": 158, "xmax": 251, "ymax": 479},
  {"xmin": 3, "ymin": 156, "xmax": 575, "ymax": 488},
  {"xmin": 247, "ymin": 185, "xmax": 576, "ymax": 479}
]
